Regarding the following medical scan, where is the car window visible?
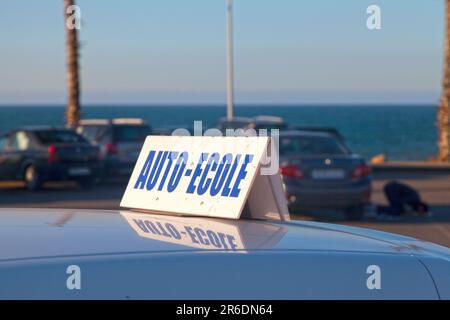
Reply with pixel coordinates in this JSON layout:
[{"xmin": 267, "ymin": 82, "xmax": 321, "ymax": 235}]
[
  {"xmin": 78, "ymin": 126, "xmax": 107, "ymax": 142},
  {"xmin": 113, "ymin": 125, "xmax": 150, "ymax": 142},
  {"xmin": 280, "ymin": 136, "xmax": 350, "ymax": 156},
  {"xmin": 34, "ymin": 130, "xmax": 87, "ymax": 144},
  {"xmin": 11, "ymin": 131, "xmax": 30, "ymax": 151}
]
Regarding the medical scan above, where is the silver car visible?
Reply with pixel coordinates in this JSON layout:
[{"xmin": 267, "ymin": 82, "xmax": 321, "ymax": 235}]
[
  {"xmin": 0, "ymin": 208, "xmax": 448, "ymax": 299},
  {"xmin": 278, "ymin": 130, "xmax": 371, "ymax": 220},
  {"xmin": 76, "ymin": 118, "xmax": 152, "ymax": 178}
]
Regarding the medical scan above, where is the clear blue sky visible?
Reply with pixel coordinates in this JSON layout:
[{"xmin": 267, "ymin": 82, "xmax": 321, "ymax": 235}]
[{"xmin": 0, "ymin": 0, "xmax": 445, "ymax": 105}]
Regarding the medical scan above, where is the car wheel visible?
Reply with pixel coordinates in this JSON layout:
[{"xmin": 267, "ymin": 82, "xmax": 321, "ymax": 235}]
[
  {"xmin": 78, "ymin": 177, "xmax": 94, "ymax": 190},
  {"xmin": 344, "ymin": 205, "xmax": 365, "ymax": 221},
  {"xmin": 24, "ymin": 165, "xmax": 43, "ymax": 191}
]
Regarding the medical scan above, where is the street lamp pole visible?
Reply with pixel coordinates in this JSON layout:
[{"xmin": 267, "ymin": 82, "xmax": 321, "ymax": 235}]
[{"xmin": 226, "ymin": 0, "xmax": 234, "ymax": 121}]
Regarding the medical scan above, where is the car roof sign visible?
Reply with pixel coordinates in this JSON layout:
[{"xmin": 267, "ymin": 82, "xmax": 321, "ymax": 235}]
[{"xmin": 120, "ymin": 135, "xmax": 290, "ymax": 221}]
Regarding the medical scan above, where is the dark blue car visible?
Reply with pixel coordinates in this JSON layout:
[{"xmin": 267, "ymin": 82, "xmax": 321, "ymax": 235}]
[
  {"xmin": 278, "ymin": 130, "xmax": 372, "ymax": 220},
  {"xmin": 0, "ymin": 127, "xmax": 100, "ymax": 190}
]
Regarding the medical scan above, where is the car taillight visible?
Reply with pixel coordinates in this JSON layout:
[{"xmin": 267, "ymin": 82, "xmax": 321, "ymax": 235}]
[
  {"xmin": 280, "ymin": 164, "xmax": 304, "ymax": 179},
  {"xmin": 105, "ymin": 143, "xmax": 118, "ymax": 156},
  {"xmin": 48, "ymin": 145, "xmax": 59, "ymax": 163},
  {"xmin": 351, "ymin": 164, "xmax": 371, "ymax": 179}
]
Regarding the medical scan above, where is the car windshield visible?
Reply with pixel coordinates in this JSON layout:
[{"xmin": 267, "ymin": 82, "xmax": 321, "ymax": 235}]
[
  {"xmin": 279, "ymin": 135, "xmax": 350, "ymax": 156},
  {"xmin": 113, "ymin": 125, "xmax": 150, "ymax": 142},
  {"xmin": 34, "ymin": 130, "xmax": 87, "ymax": 144},
  {"xmin": 78, "ymin": 125, "xmax": 108, "ymax": 142}
]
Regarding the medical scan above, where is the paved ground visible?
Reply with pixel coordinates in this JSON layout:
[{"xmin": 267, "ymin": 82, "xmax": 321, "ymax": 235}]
[{"xmin": 0, "ymin": 171, "xmax": 449, "ymax": 247}]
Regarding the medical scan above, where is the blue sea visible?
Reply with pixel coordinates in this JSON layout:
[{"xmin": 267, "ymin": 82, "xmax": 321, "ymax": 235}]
[{"xmin": 0, "ymin": 105, "xmax": 439, "ymax": 161}]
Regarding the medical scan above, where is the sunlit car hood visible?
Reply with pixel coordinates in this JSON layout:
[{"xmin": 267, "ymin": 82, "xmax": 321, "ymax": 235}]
[{"xmin": 0, "ymin": 208, "xmax": 448, "ymax": 262}]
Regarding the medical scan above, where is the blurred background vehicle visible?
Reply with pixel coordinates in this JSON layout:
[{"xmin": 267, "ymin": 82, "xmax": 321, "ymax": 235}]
[
  {"xmin": 0, "ymin": 127, "xmax": 100, "ymax": 190},
  {"xmin": 212, "ymin": 115, "xmax": 288, "ymax": 134},
  {"xmin": 214, "ymin": 116, "xmax": 253, "ymax": 132},
  {"xmin": 76, "ymin": 118, "xmax": 152, "ymax": 179},
  {"xmin": 288, "ymin": 126, "xmax": 345, "ymax": 141},
  {"xmin": 278, "ymin": 130, "xmax": 372, "ymax": 220},
  {"xmin": 246, "ymin": 115, "xmax": 289, "ymax": 131},
  {"xmin": 153, "ymin": 124, "xmax": 195, "ymax": 136}
]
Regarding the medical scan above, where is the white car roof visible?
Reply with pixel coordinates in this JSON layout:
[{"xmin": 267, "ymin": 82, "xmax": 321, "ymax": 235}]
[
  {"xmin": 0, "ymin": 208, "xmax": 445, "ymax": 261},
  {"xmin": 1, "ymin": 208, "xmax": 449, "ymax": 299}
]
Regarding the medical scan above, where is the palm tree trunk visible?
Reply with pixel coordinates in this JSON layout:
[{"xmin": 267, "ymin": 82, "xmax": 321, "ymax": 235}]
[
  {"xmin": 438, "ymin": 0, "xmax": 450, "ymax": 162},
  {"xmin": 64, "ymin": 0, "xmax": 81, "ymax": 127}
]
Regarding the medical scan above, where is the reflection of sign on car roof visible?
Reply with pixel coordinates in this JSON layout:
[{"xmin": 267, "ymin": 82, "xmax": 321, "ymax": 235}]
[
  {"xmin": 120, "ymin": 136, "xmax": 289, "ymax": 220},
  {"xmin": 121, "ymin": 211, "xmax": 288, "ymax": 252}
]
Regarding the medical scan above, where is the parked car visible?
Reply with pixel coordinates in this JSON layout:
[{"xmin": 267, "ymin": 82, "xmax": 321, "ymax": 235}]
[
  {"xmin": 0, "ymin": 127, "xmax": 100, "ymax": 190},
  {"xmin": 76, "ymin": 118, "xmax": 152, "ymax": 178},
  {"xmin": 278, "ymin": 130, "xmax": 371, "ymax": 220}
]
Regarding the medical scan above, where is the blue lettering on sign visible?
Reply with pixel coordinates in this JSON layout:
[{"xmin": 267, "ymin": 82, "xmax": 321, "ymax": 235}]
[
  {"xmin": 210, "ymin": 154, "xmax": 233, "ymax": 196},
  {"xmin": 167, "ymin": 152, "xmax": 188, "ymax": 192},
  {"xmin": 221, "ymin": 154, "xmax": 241, "ymax": 197},
  {"xmin": 134, "ymin": 151, "xmax": 156, "ymax": 189},
  {"xmin": 230, "ymin": 154, "xmax": 253, "ymax": 197},
  {"xmin": 158, "ymin": 151, "xmax": 178, "ymax": 191},
  {"xmin": 133, "ymin": 150, "xmax": 254, "ymax": 198},
  {"xmin": 197, "ymin": 153, "xmax": 220, "ymax": 195},
  {"xmin": 186, "ymin": 153, "xmax": 208, "ymax": 195},
  {"xmin": 146, "ymin": 151, "xmax": 169, "ymax": 191}
]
